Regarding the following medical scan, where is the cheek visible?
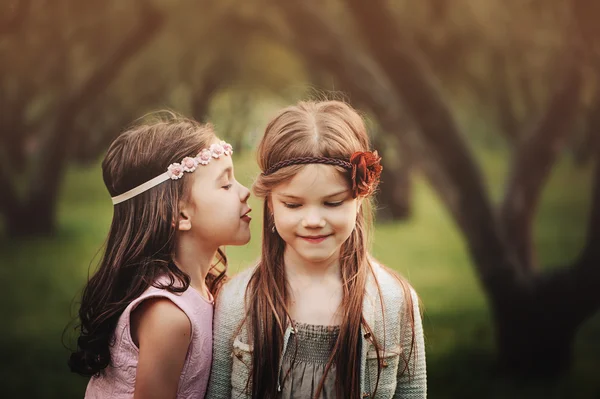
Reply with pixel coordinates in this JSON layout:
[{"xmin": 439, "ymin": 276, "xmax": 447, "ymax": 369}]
[
  {"xmin": 274, "ymin": 211, "xmax": 299, "ymax": 232},
  {"xmin": 330, "ymin": 207, "xmax": 357, "ymax": 230},
  {"xmin": 272, "ymin": 204, "xmax": 295, "ymax": 224},
  {"xmin": 191, "ymin": 195, "xmax": 216, "ymax": 217},
  {"xmin": 194, "ymin": 191, "xmax": 237, "ymax": 222}
]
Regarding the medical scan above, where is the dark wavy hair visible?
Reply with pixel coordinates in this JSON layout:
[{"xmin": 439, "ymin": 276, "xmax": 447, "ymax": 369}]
[{"xmin": 68, "ymin": 112, "xmax": 227, "ymax": 376}]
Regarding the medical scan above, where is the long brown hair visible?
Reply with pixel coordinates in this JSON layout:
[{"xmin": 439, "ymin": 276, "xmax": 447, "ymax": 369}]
[
  {"xmin": 247, "ymin": 100, "xmax": 416, "ymax": 398},
  {"xmin": 68, "ymin": 112, "xmax": 227, "ymax": 376}
]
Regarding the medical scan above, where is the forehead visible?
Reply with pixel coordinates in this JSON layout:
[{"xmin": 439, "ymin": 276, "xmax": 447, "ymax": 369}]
[
  {"xmin": 273, "ymin": 164, "xmax": 349, "ymax": 196},
  {"xmin": 192, "ymin": 150, "xmax": 233, "ymax": 184}
]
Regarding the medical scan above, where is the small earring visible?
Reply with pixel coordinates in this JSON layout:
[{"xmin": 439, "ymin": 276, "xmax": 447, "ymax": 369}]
[{"xmin": 271, "ymin": 224, "xmax": 276, "ymax": 233}]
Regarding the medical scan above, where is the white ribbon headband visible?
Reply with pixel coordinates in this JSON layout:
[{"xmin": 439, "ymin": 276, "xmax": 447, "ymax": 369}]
[{"xmin": 111, "ymin": 141, "xmax": 233, "ymax": 205}]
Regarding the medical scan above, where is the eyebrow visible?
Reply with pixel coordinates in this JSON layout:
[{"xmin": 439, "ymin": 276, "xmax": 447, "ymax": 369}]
[{"xmin": 278, "ymin": 189, "xmax": 349, "ymax": 200}]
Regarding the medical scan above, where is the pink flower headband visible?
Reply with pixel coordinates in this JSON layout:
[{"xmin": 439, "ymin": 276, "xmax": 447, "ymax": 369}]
[{"xmin": 111, "ymin": 141, "xmax": 233, "ymax": 205}]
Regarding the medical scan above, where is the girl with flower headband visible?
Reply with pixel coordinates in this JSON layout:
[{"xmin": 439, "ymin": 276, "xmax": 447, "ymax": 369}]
[
  {"xmin": 69, "ymin": 112, "xmax": 252, "ymax": 399},
  {"xmin": 207, "ymin": 100, "xmax": 426, "ymax": 398}
]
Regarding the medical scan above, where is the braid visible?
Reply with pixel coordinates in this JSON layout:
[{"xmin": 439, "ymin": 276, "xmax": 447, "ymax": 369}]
[{"xmin": 262, "ymin": 157, "xmax": 352, "ymax": 176}]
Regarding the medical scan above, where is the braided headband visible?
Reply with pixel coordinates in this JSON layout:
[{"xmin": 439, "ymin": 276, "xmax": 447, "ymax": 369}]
[
  {"xmin": 262, "ymin": 157, "xmax": 352, "ymax": 175},
  {"xmin": 111, "ymin": 141, "xmax": 233, "ymax": 205},
  {"xmin": 262, "ymin": 151, "xmax": 383, "ymax": 198}
]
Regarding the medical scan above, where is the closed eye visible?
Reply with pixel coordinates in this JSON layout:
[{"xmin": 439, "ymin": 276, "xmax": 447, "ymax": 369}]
[
  {"xmin": 283, "ymin": 202, "xmax": 301, "ymax": 209},
  {"xmin": 222, "ymin": 184, "xmax": 233, "ymax": 190},
  {"xmin": 325, "ymin": 201, "xmax": 344, "ymax": 207}
]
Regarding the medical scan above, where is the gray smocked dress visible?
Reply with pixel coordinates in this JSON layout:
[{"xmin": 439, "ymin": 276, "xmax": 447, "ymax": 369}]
[{"xmin": 279, "ymin": 321, "xmax": 340, "ymax": 399}]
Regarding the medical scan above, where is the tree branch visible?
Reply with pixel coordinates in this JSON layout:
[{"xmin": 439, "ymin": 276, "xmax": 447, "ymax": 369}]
[
  {"xmin": 59, "ymin": 1, "xmax": 162, "ymax": 128},
  {"xmin": 572, "ymin": 0, "xmax": 600, "ymax": 64},
  {"xmin": 0, "ymin": 157, "xmax": 20, "ymax": 219},
  {"xmin": 0, "ymin": 0, "xmax": 31, "ymax": 36},
  {"xmin": 492, "ymin": 52, "xmax": 521, "ymax": 142},
  {"xmin": 25, "ymin": 0, "xmax": 164, "ymax": 223},
  {"xmin": 278, "ymin": 0, "xmax": 469, "ymax": 227},
  {"xmin": 499, "ymin": 65, "xmax": 582, "ymax": 271},
  {"xmin": 274, "ymin": 1, "xmax": 421, "ymax": 155},
  {"xmin": 191, "ymin": 57, "xmax": 232, "ymax": 122},
  {"xmin": 343, "ymin": 0, "xmax": 522, "ymax": 294}
]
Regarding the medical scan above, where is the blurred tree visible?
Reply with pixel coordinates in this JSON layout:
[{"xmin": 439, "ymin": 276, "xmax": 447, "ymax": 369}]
[
  {"xmin": 2, "ymin": 0, "xmax": 598, "ymax": 377},
  {"xmin": 372, "ymin": 130, "xmax": 414, "ymax": 220},
  {"xmin": 0, "ymin": 0, "xmax": 272, "ymax": 236},
  {"xmin": 0, "ymin": 0, "xmax": 163, "ymax": 236},
  {"xmin": 341, "ymin": 0, "xmax": 597, "ymax": 377},
  {"xmin": 0, "ymin": 0, "xmax": 31, "ymax": 36},
  {"xmin": 571, "ymin": 0, "xmax": 600, "ymax": 166},
  {"xmin": 261, "ymin": 0, "xmax": 419, "ymax": 220},
  {"xmin": 574, "ymin": 89, "xmax": 600, "ymax": 165},
  {"xmin": 254, "ymin": 0, "xmax": 599, "ymax": 377}
]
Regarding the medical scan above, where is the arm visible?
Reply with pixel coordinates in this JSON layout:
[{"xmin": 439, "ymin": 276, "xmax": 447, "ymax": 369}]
[
  {"xmin": 394, "ymin": 288, "xmax": 427, "ymax": 398},
  {"xmin": 131, "ymin": 298, "xmax": 191, "ymax": 399}
]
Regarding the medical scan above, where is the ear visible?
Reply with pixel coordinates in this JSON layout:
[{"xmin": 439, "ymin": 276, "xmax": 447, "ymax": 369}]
[{"xmin": 177, "ymin": 208, "xmax": 192, "ymax": 231}]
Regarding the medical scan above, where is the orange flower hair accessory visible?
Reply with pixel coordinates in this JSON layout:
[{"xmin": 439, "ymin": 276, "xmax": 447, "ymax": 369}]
[{"xmin": 350, "ymin": 150, "xmax": 383, "ymax": 198}]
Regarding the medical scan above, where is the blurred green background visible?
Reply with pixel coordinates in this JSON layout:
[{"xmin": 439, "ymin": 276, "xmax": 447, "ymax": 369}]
[{"xmin": 1, "ymin": 0, "xmax": 599, "ymax": 398}]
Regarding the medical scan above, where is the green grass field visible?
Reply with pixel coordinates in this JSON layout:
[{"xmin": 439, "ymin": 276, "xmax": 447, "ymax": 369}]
[{"xmin": 1, "ymin": 149, "xmax": 598, "ymax": 399}]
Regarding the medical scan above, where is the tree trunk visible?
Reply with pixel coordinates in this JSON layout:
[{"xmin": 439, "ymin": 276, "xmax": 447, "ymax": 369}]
[
  {"xmin": 494, "ymin": 137, "xmax": 600, "ymax": 376},
  {"xmin": 191, "ymin": 57, "xmax": 232, "ymax": 123},
  {"xmin": 373, "ymin": 133, "xmax": 413, "ymax": 221},
  {"xmin": 574, "ymin": 91, "xmax": 600, "ymax": 166},
  {"xmin": 276, "ymin": 0, "xmax": 422, "ymax": 221},
  {"xmin": 492, "ymin": 271, "xmax": 571, "ymax": 377},
  {"xmin": 344, "ymin": 0, "xmax": 524, "ymax": 298},
  {"xmin": 0, "ymin": 0, "xmax": 31, "ymax": 36},
  {"xmin": 499, "ymin": 66, "xmax": 582, "ymax": 270},
  {"xmin": 4, "ymin": 198, "xmax": 56, "ymax": 237},
  {"xmin": 495, "ymin": 299, "xmax": 577, "ymax": 377},
  {"xmin": 342, "ymin": 0, "xmax": 600, "ymax": 379},
  {"xmin": 0, "ymin": 1, "xmax": 163, "ymax": 237},
  {"xmin": 377, "ymin": 157, "xmax": 412, "ymax": 221},
  {"xmin": 494, "ymin": 254, "xmax": 599, "ymax": 377}
]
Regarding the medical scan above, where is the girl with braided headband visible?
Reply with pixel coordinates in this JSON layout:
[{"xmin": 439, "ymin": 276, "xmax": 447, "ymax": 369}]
[{"xmin": 208, "ymin": 100, "xmax": 426, "ymax": 398}]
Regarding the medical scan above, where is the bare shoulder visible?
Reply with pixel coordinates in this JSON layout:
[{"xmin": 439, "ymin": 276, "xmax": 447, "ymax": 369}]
[{"xmin": 131, "ymin": 297, "xmax": 191, "ymax": 348}]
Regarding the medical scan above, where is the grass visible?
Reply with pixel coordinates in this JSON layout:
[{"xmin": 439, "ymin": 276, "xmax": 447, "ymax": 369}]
[{"xmin": 1, "ymin": 148, "xmax": 598, "ymax": 399}]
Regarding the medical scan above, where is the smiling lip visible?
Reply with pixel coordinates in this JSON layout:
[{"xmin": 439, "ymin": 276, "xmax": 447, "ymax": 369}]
[{"xmin": 299, "ymin": 234, "xmax": 331, "ymax": 243}]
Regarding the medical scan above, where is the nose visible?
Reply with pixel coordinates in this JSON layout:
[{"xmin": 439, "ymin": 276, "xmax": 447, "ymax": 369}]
[
  {"xmin": 239, "ymin": 182, "xmax": 250, "ymax": 203},
  {"xmin": 301, "ymin": 208, "xmax": 326, "ymax": 228}
]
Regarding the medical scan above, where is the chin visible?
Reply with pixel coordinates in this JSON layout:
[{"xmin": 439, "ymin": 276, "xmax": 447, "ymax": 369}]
[
  {"xmin": 231, "ymin": 232, "xmax": 251, "ymax": 246},
  {"xmin": 296, "ymin": 250, "xmax": 337, "ymax": 264}
]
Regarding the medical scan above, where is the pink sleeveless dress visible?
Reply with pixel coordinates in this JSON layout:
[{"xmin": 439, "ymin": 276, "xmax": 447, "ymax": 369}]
[{"xmin": 85, "ymin": 281, "xmax": 214, "ymax": 399}]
